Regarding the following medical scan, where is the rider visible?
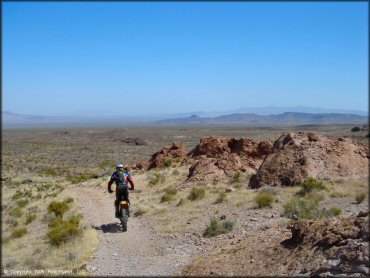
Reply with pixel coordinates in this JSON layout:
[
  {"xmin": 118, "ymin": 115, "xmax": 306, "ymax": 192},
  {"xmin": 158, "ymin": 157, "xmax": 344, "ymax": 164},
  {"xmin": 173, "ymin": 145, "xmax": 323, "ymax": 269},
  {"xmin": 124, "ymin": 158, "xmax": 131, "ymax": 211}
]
[{"xmin": 108, "ymin": 164, "xmax": 135, "ymax": 218}]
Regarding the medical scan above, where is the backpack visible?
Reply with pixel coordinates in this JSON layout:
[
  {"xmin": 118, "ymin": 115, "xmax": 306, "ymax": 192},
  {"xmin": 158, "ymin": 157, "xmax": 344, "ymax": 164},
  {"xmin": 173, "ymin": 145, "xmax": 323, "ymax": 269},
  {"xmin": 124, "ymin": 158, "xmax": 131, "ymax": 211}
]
[{"xmin": 116, "ymin": 171, "xmax": 129, "ymax": 192}]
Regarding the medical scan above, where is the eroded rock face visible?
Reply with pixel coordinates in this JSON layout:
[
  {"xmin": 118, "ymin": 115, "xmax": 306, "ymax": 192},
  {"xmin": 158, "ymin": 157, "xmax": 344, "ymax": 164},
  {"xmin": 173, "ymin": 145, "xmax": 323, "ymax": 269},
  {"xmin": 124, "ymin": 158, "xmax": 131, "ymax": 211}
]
[
  {"xmin": 249, "ymin": 132, "xmax": 369, "ymax": 188},
  {"xmin": 184, "ymin": 136, "xmax": 273, "ymax": 185},
  {"xmin": 285, "ymin": 213, "xmax": 369, "ymax": 276},
  {"xmin": 148, "ymin": 142, "xmax": 187, "ymax": 169}
]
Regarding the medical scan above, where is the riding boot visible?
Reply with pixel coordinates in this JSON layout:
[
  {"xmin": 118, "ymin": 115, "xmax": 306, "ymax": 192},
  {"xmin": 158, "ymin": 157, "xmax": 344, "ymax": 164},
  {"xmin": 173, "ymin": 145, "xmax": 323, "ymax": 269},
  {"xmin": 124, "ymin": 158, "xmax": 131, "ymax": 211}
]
[{"xmin": 115, "ymin": 205, "xmax": 120, "ymax": 218}]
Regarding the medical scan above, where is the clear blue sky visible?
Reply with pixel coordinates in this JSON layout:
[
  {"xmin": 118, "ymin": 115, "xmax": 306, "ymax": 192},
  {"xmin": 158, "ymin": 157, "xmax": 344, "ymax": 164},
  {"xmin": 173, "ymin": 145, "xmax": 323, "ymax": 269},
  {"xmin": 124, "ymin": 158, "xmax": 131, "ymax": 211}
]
[{"xmin": 3, "ymin": 2, "xmax": 368, "ymax": 116}]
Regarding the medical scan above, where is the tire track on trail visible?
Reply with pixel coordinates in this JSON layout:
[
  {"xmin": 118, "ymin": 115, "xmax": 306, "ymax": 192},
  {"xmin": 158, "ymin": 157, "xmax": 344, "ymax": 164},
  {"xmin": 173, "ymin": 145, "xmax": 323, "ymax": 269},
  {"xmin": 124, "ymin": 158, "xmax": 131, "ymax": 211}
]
[{"xmin": 73, "ymin": 186, "xmax": 184, "ymax": 276}]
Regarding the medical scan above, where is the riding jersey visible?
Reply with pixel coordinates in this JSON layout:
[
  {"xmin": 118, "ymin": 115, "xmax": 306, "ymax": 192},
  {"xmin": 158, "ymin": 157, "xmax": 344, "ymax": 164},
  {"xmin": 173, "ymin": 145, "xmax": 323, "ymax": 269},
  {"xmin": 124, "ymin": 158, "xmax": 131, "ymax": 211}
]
[{"xmin": 108, "ymin": 171, "xmax": 135, "ymax": 192}]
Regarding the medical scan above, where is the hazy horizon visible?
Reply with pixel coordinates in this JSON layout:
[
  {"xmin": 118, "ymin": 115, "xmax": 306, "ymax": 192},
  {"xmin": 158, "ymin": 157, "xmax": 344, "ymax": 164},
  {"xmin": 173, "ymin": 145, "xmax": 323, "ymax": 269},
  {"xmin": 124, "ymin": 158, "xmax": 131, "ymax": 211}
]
[{"xmin": 3, "ymin": 2, "xmax": 368, "ymax": 115}]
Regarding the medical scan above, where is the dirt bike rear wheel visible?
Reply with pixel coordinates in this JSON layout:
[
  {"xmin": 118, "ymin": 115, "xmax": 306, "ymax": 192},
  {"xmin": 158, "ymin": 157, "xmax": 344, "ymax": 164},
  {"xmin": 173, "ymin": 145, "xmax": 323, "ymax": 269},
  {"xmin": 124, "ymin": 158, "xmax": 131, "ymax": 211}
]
[{"xmin": 119, "ymin": 207, "xmax": 128, "ymax": 232}]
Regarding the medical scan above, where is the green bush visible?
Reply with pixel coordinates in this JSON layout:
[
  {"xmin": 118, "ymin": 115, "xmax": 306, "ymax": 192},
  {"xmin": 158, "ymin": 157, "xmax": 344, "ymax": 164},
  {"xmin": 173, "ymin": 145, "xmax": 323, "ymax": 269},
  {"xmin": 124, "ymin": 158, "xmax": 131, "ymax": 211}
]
[
  {"xmin": 187, "ymin": 187, "xmax": 205, "ymax": 201},
  {"xmin": 283, "ymin": 195, "xmax": 325, "ymax": 220},
  {"xmin": 11, "ymin": 227, "xmax": 28, "ymax": 238},
  {"xmin": 254, "ymin": 192, "xmax": 275, "ymax": 208},
  {"xmin": 148, "ymin": 172, "xmax": 166, "ymax": 186},
  {"xmin": 327, "ymin": 207, "xmax": 342, "ymax": 217},
  {"xmin": 47, "ymin": 215, "xmax": 82, "ymax": 246},
  {"xmin": 215, "ymin": 192, "xmax": 227, "ymax": 204},
  {"xmin": 163, "ymin": 158, "xmax": 173, "ymax": 168},
  {"xmin": 298, "ymin": 177, "xmax": 326, "ymax": 196},
  {"xmin": 203, "ymin": 218, "xmax": 234, "ymax": 237},
  {"xmin": 355, "ymin": 192, "xmax": 366, "ymax": 204},
  {"xmin": 48, "ymin": 201, "xmax": 70, "ymax": 218},
  {"xmin": 172, "ymin": 169, "xmax": 180, "ymax": 176},
  {"xmin": 25, "ymin": 213, "xmax": 37, "ymax": 225},
  {"xmin": 160, "ymin": 187, "xmax": 178, "ymax": 203},
  {"xmin": 9, "ymin": 207, "xmax": 23, "ymax": 218}
]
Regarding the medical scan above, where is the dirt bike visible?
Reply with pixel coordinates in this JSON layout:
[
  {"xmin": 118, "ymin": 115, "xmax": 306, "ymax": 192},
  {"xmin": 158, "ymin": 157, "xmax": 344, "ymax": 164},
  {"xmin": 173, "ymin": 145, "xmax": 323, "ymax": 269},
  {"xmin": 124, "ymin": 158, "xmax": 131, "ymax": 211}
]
[{"xmin": 117, "ymin": 199, "xmax": 129, "ymax": 232}]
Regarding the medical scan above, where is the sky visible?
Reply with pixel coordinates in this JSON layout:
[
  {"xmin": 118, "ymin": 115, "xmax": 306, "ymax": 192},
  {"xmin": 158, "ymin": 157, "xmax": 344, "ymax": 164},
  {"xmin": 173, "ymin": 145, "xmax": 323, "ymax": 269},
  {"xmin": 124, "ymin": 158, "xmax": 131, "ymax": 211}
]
[{"xmin": 3, "ymin": 2, "xmax": 369, "ymax": 116}]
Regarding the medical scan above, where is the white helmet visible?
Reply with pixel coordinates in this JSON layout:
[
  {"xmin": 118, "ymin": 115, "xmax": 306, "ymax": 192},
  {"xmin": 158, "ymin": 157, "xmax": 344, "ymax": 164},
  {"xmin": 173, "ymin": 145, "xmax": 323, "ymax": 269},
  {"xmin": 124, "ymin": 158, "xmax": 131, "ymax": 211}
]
[{"xmin": 116, "ymin": 164, "xmax": 124, "ymax": 169}]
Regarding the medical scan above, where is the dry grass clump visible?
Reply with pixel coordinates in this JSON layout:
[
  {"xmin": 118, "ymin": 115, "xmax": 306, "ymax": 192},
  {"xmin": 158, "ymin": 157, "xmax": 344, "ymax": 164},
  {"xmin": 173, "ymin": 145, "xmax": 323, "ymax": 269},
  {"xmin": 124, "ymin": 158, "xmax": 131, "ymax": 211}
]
[
  {"xmin": 160, "ymin": 187, "xmax": 178, "ymax": 203},
  {"xmin": 215, "ymin": 192, "xmax": 227, "ymax": 204},
  {"xmin": 9, "ymin": 207, "xmax": 23, "ymax": 218},
  {"xmin": 355, "ymin": 191, "xmax": 366, "ymax": 204},
  {"xmin": 203, "ymin": 218, "xmax": 234, "ymax": 237},
  {"xmin": 147, "ymin": 172, "xmax": 166, "ymax": 186},
  {"xmin": 254, "ymin": 192, "xmax": 275, "ymax": 208},
  {"xmin": 47, "ymin": 215, "xmax": 82, "ymax": 246},
  {"xmin": 188, "ymin": 187, "xmax": 205, "ymax": 201},
  {"xmin": 11, "ymin": 227, "xmax": 28, "ymax": 238},
  {"xmin": 25, "ymin": 213, "xmax": 37, "ymax": 225},
  {"xmin": 48, "ymin": 201, "xmax": 70, "ymax": 218},
  {"xmin": 66, "ymin": 173, "xmax": 99, "ymax": 184}
]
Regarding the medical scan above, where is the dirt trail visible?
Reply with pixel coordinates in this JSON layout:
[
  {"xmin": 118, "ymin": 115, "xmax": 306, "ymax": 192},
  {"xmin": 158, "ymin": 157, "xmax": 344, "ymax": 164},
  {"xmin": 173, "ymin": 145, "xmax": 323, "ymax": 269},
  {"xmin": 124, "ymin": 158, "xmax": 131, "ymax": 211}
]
[{"xmin": 73, "ymin": 186, "xmax": 188, "ymax": 276}]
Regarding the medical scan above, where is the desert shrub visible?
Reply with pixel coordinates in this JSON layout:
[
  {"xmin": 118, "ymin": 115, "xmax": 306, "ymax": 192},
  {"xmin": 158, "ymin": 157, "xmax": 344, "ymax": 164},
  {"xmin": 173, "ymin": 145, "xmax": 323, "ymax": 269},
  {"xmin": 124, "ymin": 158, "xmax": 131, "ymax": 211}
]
[
  {"xmin": 25, "ymin": 213, "xmax": 37, "ymax": 225},
  {"xmin": 98, "ymin": 160, "xmax": 112, "ymax": 170},
  {"xmin": 64, "ymin": 197, "xmax": 74, "ymax": 204},
  {"xmin": 187, "ymin": 187, "xmax": 205, "ymax": 201},
  {"xmin": 163, "ymin": 158, "xmax": 173, "ymax": 168},
  {"xmin": 9, "ymin": 207, "xmax": 23, "ymax": 218},
  {"xmin": 203, "ymin": 218, "xmax": 234, "ymax": 237},
  {"xmin": 48, "ymin": 201, "xmax": 70, "ymax": 218},
  {"xmin": 6, "ymin": 218, "xmax": 19, "ymax": 227},
  {"xmin": 283, "ymin": 195, "xmax": 325, "ymax": 220},
  {"xmin": 44, "ymin": 168, "xmax": 58, "ymax": 177},
  {"xmin": 215, "ymin": 192, "xmax": 227, "ymax": 204},
  {"xmin": 16, "ymin": 199, "xmax": 29, "ymax": 208},
  {"xmin": 327, "ymin": 207, "xmax": 342, "ymax": 217},
  {"xmin": 148, "ymin": 172, "xmax": 166, "ymax": 186},
  {"xmin": 11, "ymin": 227, "xmax": 28, "ymax": 238},
  {"xmin": 230, "ymin": 171, "xmax": 242, "ymax": 184},
  {"xmin": 298, "ymin": 177, "xmax": 326, "ymax": 196},
  {"xmin": 36, "ymin": 182, "xmax": 52, "ymax": 192},
  {"xmin": 47, "ymin": 215, "xmax": 82, "ymax": 246},
  {"xmin": 160, "ymin": 187, "xmax": 178, "ymax": 203},
  {"xmin": 172, "ymin": 169, "xmax": 180, "ymax": 176},
  {"xmin": 66, "ymin": 173, "xmax": 99, "ymax": 184},
  {"xmin": 254, "ymin": 192, "xmax": 275, "ymax": 208},
  {"xmin": 12, "ymin": 190, "xmax": 26, "ymax": 201},
  {"xmin": 355, "ymin": 192, "xmax": 366, "ymax": 204}
]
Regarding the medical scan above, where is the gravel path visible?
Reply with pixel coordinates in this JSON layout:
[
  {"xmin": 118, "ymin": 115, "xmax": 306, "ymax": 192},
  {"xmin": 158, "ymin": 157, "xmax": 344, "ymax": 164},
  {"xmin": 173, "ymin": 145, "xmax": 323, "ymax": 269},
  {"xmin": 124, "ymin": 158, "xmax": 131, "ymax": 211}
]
[{"xmin": 73, "ymin": 186, "xmax": 189, "ymax": 276}]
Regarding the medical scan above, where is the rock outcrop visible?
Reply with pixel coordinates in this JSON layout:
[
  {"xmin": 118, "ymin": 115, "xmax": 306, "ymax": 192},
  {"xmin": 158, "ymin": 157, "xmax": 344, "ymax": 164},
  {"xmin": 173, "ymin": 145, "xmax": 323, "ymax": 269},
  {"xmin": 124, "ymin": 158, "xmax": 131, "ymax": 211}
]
[
  {"xmin": 148, "ymin": 142, "xmax": 187, "ymax": 170},
  {"xmin": 184, "ymin": 136, "xmax": 272, "ymax": 185},
  {"xmin": 284, "ymin": 213, "xmax": 369, "ymax": 276},
  {"xmin": 249, "ymin": 132, "xmax": 368, "ymax": 188}
]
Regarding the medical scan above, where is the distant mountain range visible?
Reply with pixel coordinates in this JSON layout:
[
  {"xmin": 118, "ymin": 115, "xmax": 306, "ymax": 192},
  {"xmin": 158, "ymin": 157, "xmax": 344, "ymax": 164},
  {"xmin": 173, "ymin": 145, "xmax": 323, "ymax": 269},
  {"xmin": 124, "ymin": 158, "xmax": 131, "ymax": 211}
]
[
  {"xmin": 3, "ymin": 109, "xmax": 368, "ymax": 128},
  {"xmin": 155, "ymin": 112, "xmax": 368, "ymax": 126}
]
